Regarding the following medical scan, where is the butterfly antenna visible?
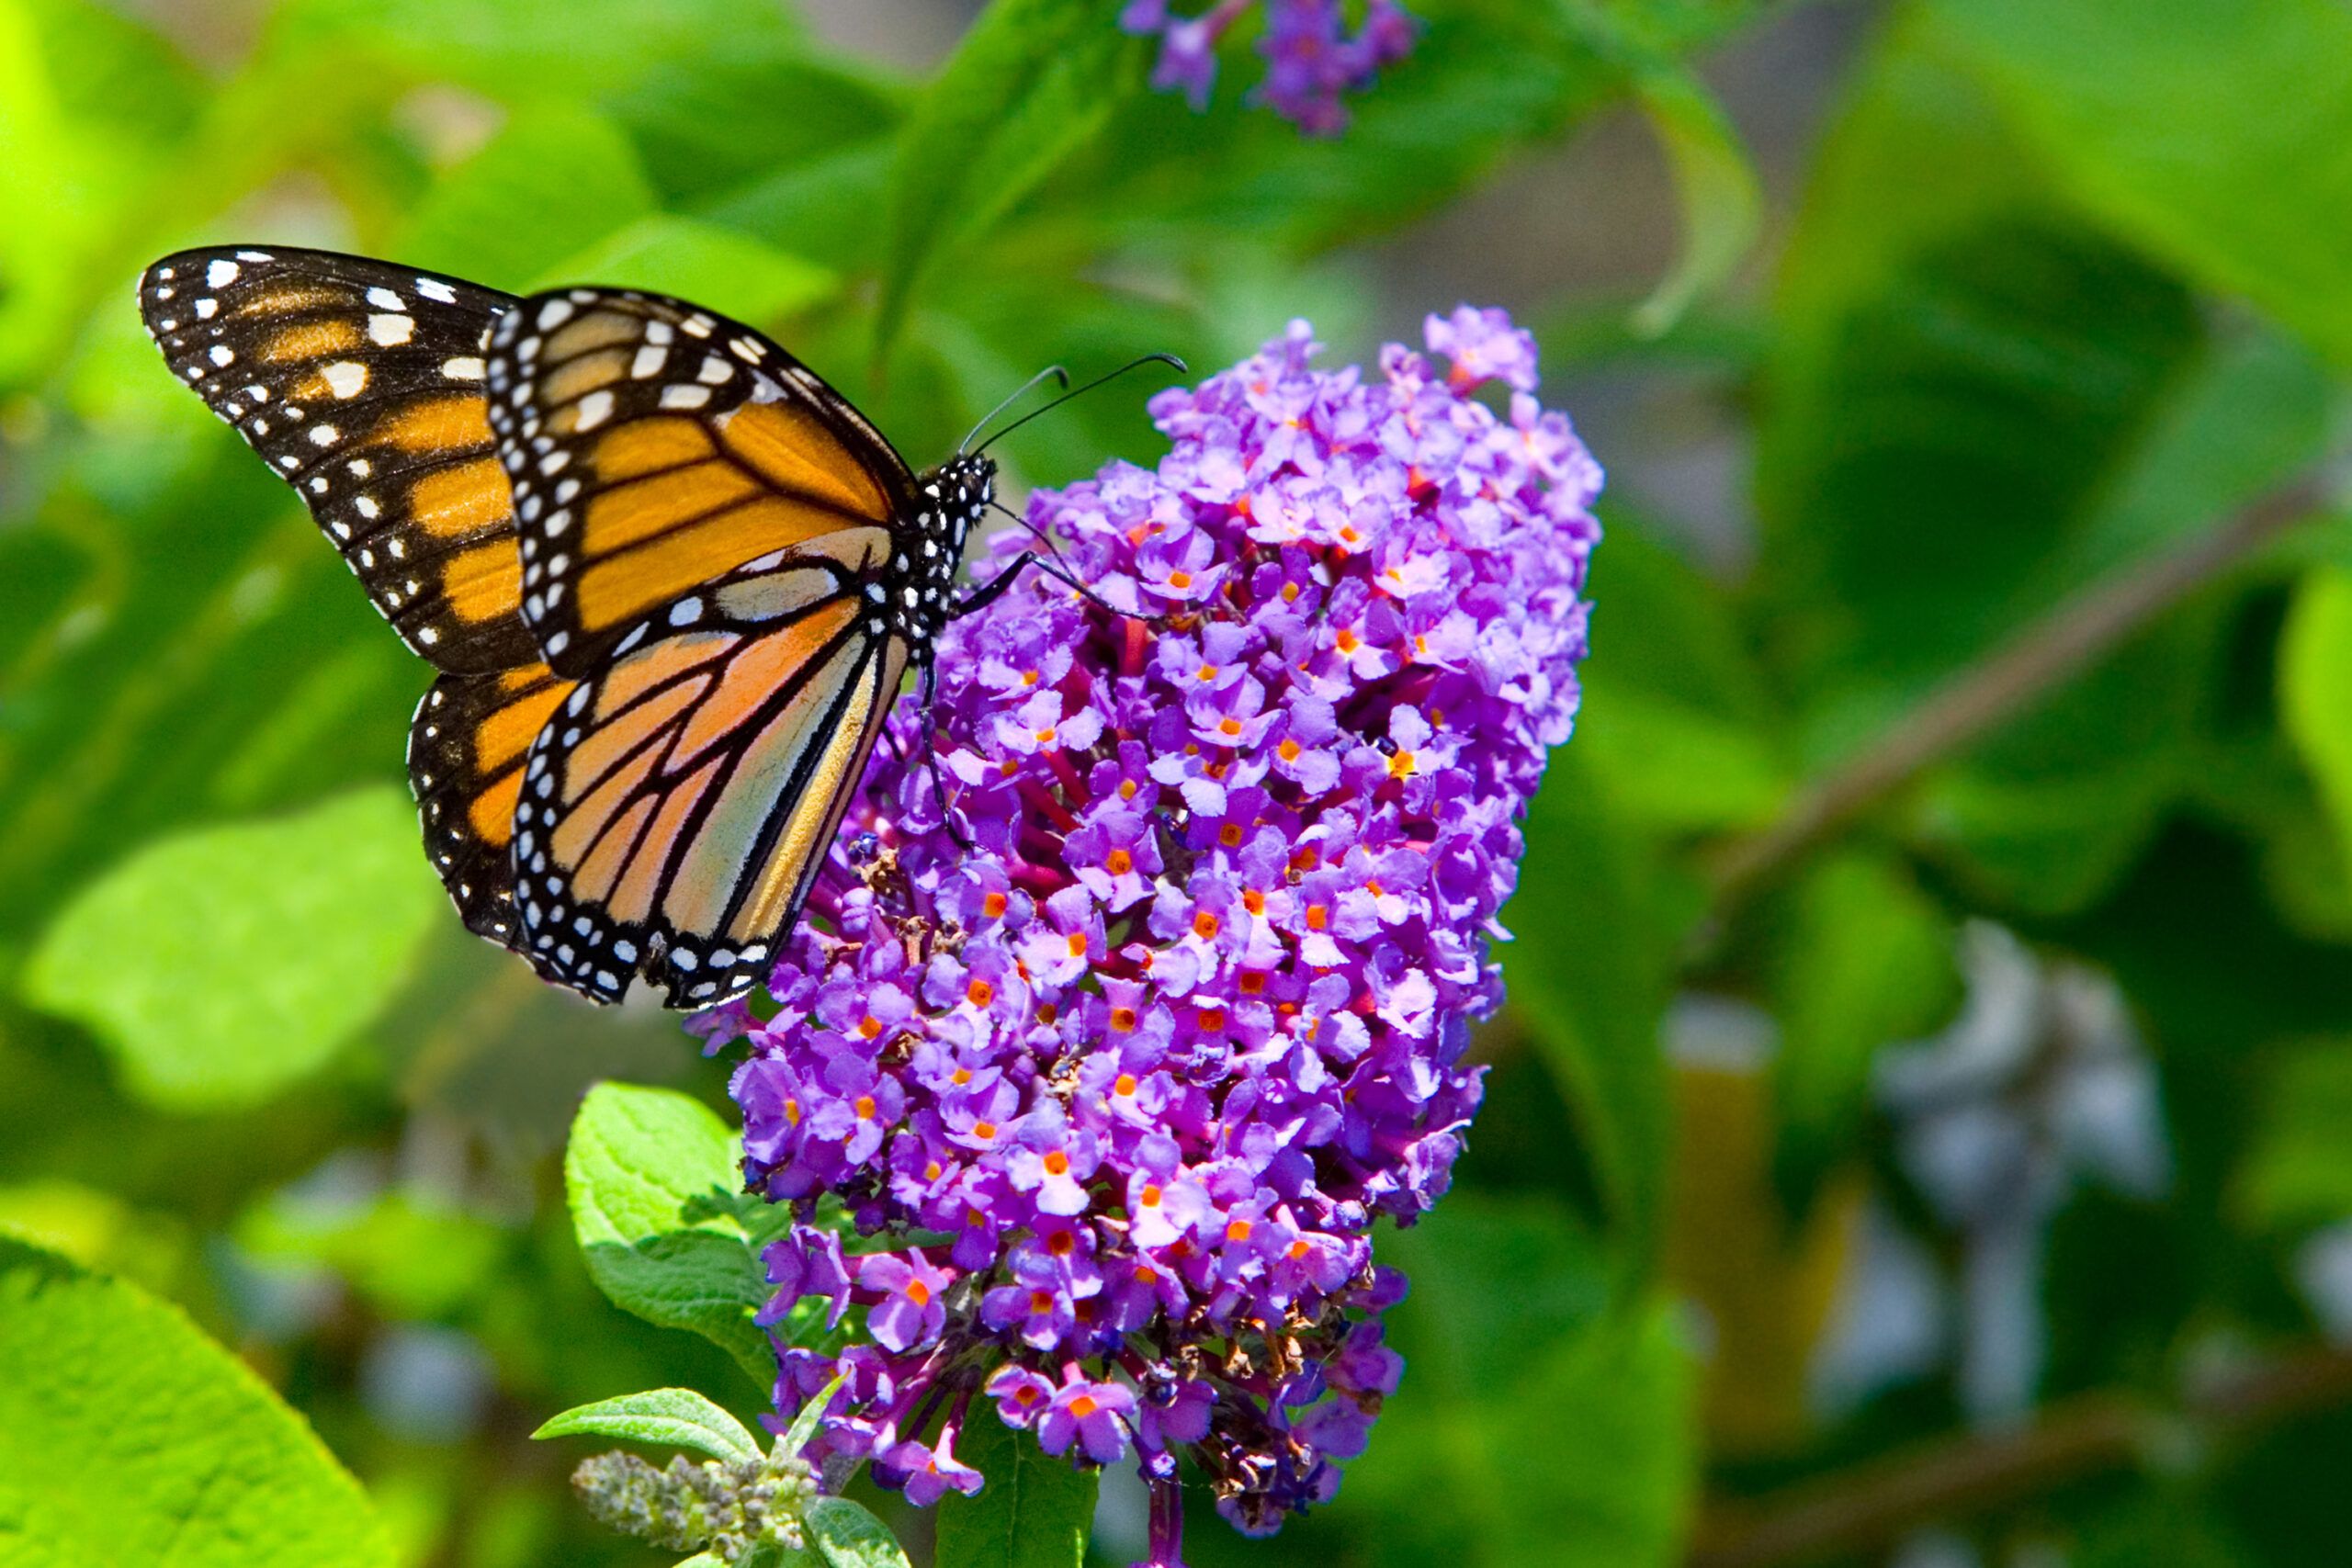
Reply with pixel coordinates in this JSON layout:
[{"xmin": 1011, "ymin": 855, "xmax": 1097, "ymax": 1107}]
[
  {"xmin": 960, "ymin": 365, "xmax": 1070, "ymax": 454},
  {"xmin": 971, "ymin": 353, "xmax": 1187, "ymax": 457}
]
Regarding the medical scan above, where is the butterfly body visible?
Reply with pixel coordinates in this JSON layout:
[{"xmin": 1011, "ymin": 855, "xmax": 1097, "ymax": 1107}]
[{"xmin": 140, "ymin": 247, "xmax": 1003, "ymax": 1010}]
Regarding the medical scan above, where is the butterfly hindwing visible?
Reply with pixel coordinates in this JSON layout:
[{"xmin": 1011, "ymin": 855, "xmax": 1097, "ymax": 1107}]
[
  {"xmin": 408, "ymin": 660, "xmax": 580, "ymax": 952},
  {"xmin": 484, "ymin": 288, "xmax": 917, "ymax": 676},
  {"xmin": 139, "ymin": 246, "xmax": 537, "ymax": 673},
  {"xmin": 508, "ymin": 542, "xmax": 906, "ymax": 1007}
]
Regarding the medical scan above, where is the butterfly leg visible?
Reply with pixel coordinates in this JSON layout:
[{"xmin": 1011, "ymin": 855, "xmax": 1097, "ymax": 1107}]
[
  {"xmin": 917, "ymin": 659, "xmax": 977, "ymax": 853},
  {"xmin": 953, "ymin": 550, "xmax": 1147, "ymax": 626}
]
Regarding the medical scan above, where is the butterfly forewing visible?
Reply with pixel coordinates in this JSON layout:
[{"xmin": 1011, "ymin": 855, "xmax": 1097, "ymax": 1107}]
[
  {"xmin": 510, "ymin": 546, "xmax": 907, "ymax": 1007},
  {"xmin": 138, "ymin": 246, "xmax": 537, "ymax": 673},
  {"xmin": 484, "ymin": 288, "xmax": 918, "ymax": 677}
]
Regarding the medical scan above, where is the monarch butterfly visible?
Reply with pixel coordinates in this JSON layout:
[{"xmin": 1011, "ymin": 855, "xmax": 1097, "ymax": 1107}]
[{"xmin": 139, "ymin": 245, "xmax": 1161, "ymax": 1010}]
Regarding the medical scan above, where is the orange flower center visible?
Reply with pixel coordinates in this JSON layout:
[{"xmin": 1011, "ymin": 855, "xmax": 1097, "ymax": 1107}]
[
  {"xmin": 1070, "ymin": 1394, "xmax": 1099, "ymax": 1418},
  {"xmin": 1139, "ymin": 1183, "xmax": 1163, "ymax": 1207},
  {"xmin": 1046, "ymin": 1229, "xmax": 1075, "ymax": 1256},
  {"xmin": 951, "ymin": 1067, "xmax": 973, "ymax": 1086},
  {"xmin": 1217, "ymin": 716, "xmax": 1243, "ymax": 738},
  {"xmin": 1227, "ymin": 1220, "xmax": 1253, "ymax": 1243},
  {"xmin": 1067, "ymin": 931, "xmax": 1089, "ymax": 957},
  {"xmin": 1335, "ymin": 627, "xmax": 1360, "ymax": 653},
  {"xmin": 1306, "ymin": 906, "xmax": 1329, "ymax": 931},
  {"xmin": 973, "ymin": 1121, "xmax": 997, "ymax": 1141},
  {"xmin": 907, "ymin": 1279, "xmax": 932, "ymax": 1305},
  {"xmin": 983, "ymin": 891, "xmax": 1008, "ymax": 919},
  {"xmin": 1043, "ymin": 1151, "xmax": 1069, "ymax": 1176},
  {"xmin": 1168, "ymin": 570, "xmax": 1193, "ymax": 589},
  {"xmin": 1114, "ymin": 1074, "xmax": 1138, "ymax": 1097},
  {"xmin": 858, "ymin": 1015, "xmax": 882, "ymax": 1039},
  {"xmin": 1219, "ymin": 822, "xmax": 1244, "ymax": 846},
  {"xmin": 1238, "ymin": 971, "xmax": 1267, "ymax": 995},
  {"xmin": 854, "ymin": 1095, "xmax": 876, "ymax": 1119},
  {"xmin": 1387, "ymin": 750, "xmax": 1417, "ymax": 778},
  {"xmin": 1200, "ymin": 1009, "xmax": 1227, "ymax": 1033},
  {"xmin": 1111, "ymin": 1007, "xmax": 1137, "ymax": 1032},
  {"xmin": 1193, "ymin": 910, "xmax": 1221, "ymax": 940},
  {"xmin": 1242, "ymin": 888, "xmax": 1265, "ymax": 915},
  {"xmin": 1278, "ymin": 739, "xmax": 1302, "ymax": 761},
  {"xmin": 1106, "ymin": 848, "xmax": 1133, "ymax": 875},
  {"xmin": 967, "ymin": 978, "xmax": 995, "ymax": 1007}
]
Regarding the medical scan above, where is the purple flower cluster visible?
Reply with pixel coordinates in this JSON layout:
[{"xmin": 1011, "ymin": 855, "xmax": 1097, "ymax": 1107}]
[
  {"xmin": 703, "ymin": 307, "xmax": 1599, "ymax": 1558},
  {"xmin": 1121, "ymin": 0, "xmax": 1418, "ymax": 135}
]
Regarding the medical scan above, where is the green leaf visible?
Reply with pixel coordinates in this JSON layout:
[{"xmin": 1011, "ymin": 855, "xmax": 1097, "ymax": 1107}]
[
  {"xmin": 1758, "ymin": 17, "xmax": 2203, "ymax": 702},
  {"xmin": 775, "ymin": 1370, "xmax": 851, "ymax": 1463},
  {"xmin": 22, "ymin": 786, "xmax": 441, "ymax": 1110},
  {"xmin": 2235, "ymin": 1039, "xmax": 2352, "ymax": 1230},
  {"xmin": 2282, "ymin": 568, "xmax": 2352, "ymax": 889},
  {"xmin": 533, "ymin": 1387, "xmax": 763, "ymax": 1465},
  {"xmin": 564, "ymin": 1082, "xmax": 794, "ymax": 1385},
  {"xmin": 0, "ymin": 1235, "xmax": 393, "ymax": 1566},
  {"xmin": 1502, "ymin": 748, "xmax": 1683, "ymax": 1272},
  {"xmin": 1346, "ymin": 1200, "xmax": 1694, "ymax": 1568},
  {"xmin": 1927, "ymin": 0, "xmax": 2352, "ymax": 366},
  {"xmin": 395, "ymin": 104, "xmax": 657, "ymax": 287},
  {"xmin": 1769, "ymin": 851, "xmax": 1957, "ymax": 1204},
  {"xmin": 934, "ymin": 1411, "xmax": 1096, "ymax": 1568},
  {"xmin": 876, "ymin": 0, "xmax": 1146, "ymax": 355},
  {"xmin": 806, "ymin": 1495, "xmax": 916, "ymax": 1568},
  {"xmin": 239, "ymin": 1185, "xmax": 507, "ymax": 1321},
  {"xmin": 1627, "ymin": 64, "xmax": 1761, "ymax": 338},
  {"xmin": 540, "ymin": 215, "xmax": 835, "ymax": 322}
]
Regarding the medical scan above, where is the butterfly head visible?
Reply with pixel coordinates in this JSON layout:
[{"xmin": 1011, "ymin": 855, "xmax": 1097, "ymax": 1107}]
[{"xmin": 899, "ymin": 453, "xmax": 996, "ymax": 647}]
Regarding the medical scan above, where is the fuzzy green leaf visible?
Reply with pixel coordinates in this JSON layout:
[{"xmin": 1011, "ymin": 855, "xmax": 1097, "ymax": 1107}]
[
  {"xmin": 23, "ymin": 786, "xmax": 440, "ymax": 1110},
  {"xmin": 534, "ymin": 1387, "xmax": 763, "ymax": 1465},
  {"xmin": 0, "ymin": 1236, "xmax": 393, "ymax": 1566},
  {"xmin": 807, "ymin": 1495, "xmax": 916, "ymax": 1568},
  {"xmin": 565, "ymin": 1082, "xmax": 794, "ymax": 1385}
]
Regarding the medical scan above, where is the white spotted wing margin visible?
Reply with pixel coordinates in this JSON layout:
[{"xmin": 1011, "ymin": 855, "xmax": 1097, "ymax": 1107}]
[
  {"xmin": 137, "ymin": 245, "xmax": 537, "ymax": 673},
  {"xmin": 508, "ymin": 544, "xmax": 910, "ymax": 1009}
]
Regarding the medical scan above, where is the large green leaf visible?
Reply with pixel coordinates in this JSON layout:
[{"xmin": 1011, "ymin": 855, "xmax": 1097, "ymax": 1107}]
[
  {"xmin": 395, "ymin": 105, "xmax": 658, "ymax": 288},
  {"xmin": 1340, "ymin": 1199, "xmax": 1695, "ymax": 1568},
  {"xmin": 0, "ymin": 1236, "xmax": 393, "ymax": 1566},
  {"xmin": 934, "ymin": 1411, "xmax": 1097, "ymax": 1568},
  {"xmin": 23, "ymin": 786, "xmax": 441, "ymax": 1110},
  {"xmin": 1926, "ymin": 0, "xmax": 2352, "ymax": 367},
  {"xmin": 1501, "ymin": 748, "xmax": 1684, "ymax": 1271},
  {"xmin": 1759, "ymin": 18, "xmax": 2204, "ymax": 708},
  {"xmin": 877, "ymin": 0, "xmax": 1146, "ymax": 355},
  {"xmin": 2282, "ymin": 568, "xmax": 2352, "ymax": 894},
  {"xmin": 2235, "ymin": 1038, "xmax": 2352, "ymax": 1231},
  {"xmin": 1768, "ymin": 850, "xmax": 1957, "ymax": 1205},
  {"xmin": 564, "ymin": 1082, "xmax": 794, "ymax": 1385}
]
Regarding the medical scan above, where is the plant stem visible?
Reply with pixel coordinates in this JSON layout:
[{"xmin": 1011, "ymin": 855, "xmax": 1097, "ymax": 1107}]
[
  {"xmin": 1704, "ymin": 467, "xmax": 2337, "ymax": 918},
  {"xmin": 1687, "ymin": 1341, "xmax": 2352, "ymax": 1568}
]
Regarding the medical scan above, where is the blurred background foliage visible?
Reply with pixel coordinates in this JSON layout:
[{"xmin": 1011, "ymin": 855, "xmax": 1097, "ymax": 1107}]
[{"xmin": 6, "ymin": 0, "xmax": 2352, "ymax": 1564}]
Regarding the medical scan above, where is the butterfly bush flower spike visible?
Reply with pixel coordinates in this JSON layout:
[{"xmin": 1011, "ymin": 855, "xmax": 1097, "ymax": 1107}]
[
  {"xmin": 1122, "ymin": 0, "xmax": 1419, "ymax": 134},
  {"xmin": 708, "ymin": 306, "xmax": 1600, "ymax": 1563}
]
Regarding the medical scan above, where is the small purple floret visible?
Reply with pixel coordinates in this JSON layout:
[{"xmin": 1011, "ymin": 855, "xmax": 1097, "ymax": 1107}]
[
  {"xmin": 707, "ymin": 308, "xmax": 1599, "ymax": 1548},
  {"xmin": 1121, "ymin": 0, "xmax": 1420, "ymax": 134}
]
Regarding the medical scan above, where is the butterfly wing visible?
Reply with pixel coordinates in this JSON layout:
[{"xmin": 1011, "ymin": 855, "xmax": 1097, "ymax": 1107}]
[
  {"xmin": 484, "ymin": 287, "xmax": 917, "ymax": 675},
  {"xmin": 509, "ymin": 544, "xmax": 906, "ymax": 1007},
  {"xmin": 409, "ymin": 662, "xmax": 581, "ymax": 949},
  {"xmin": 138, "ymin": 245, "xmax": 537, "ymax": 674}
]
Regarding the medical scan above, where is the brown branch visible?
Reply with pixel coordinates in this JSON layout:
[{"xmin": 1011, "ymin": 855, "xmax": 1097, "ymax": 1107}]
[
  {"xmin": 1704, "ymin": 470, "xmax": 2335, "ymax": 915},
  {"xmin": 1688, "ymin": 1342, "xmax": 2352, "ymax": 1568}
]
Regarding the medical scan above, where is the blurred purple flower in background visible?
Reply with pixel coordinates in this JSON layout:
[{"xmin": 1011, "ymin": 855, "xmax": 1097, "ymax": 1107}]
[
  {"xmin": 1120, "ymin": 0, "xmax": 1419, "ymax": 134},
  {"xmin": 698, "ymin": 307, "xmax": 1600, "ymax": 1562}
]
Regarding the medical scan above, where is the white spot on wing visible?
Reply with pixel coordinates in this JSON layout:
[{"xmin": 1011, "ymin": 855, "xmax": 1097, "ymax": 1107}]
[
  {"xmin": 322, "ymin": 361, "xmax": 368, "ymax": 399},
  {"xmin": 206, "ymin": 258, "xmax": 240, "ymax": 287},
  {"xmin": 368, "ymin": 313, "xmax": 414, "ymax": 347}
]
